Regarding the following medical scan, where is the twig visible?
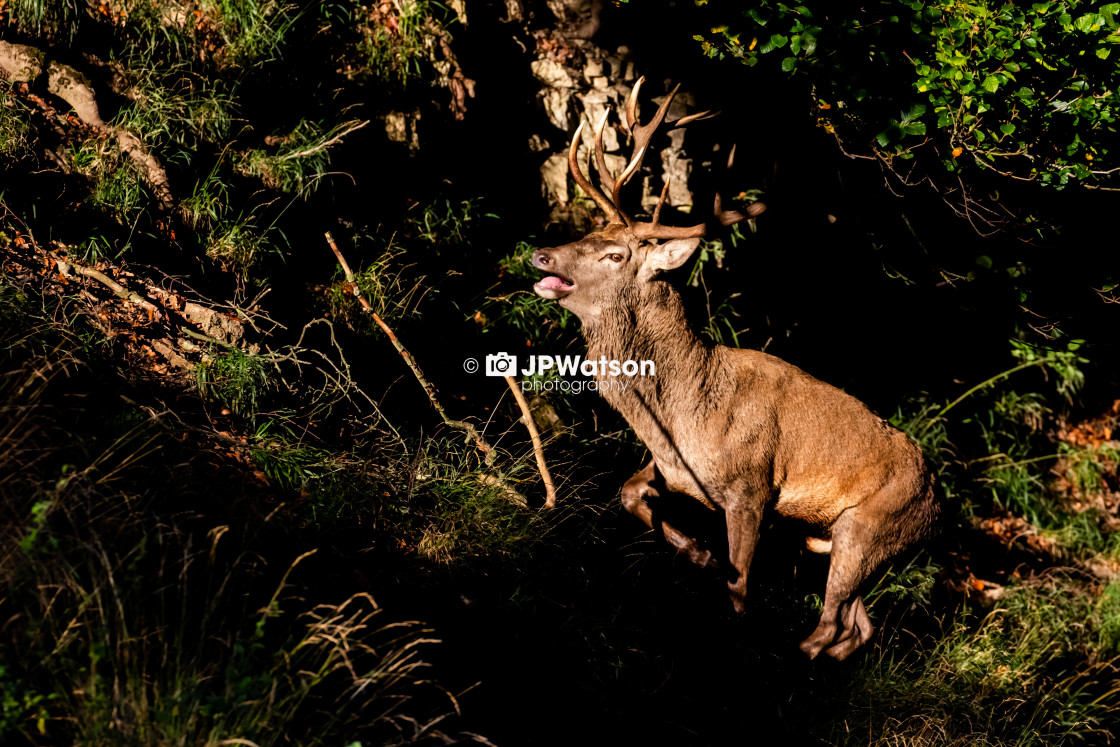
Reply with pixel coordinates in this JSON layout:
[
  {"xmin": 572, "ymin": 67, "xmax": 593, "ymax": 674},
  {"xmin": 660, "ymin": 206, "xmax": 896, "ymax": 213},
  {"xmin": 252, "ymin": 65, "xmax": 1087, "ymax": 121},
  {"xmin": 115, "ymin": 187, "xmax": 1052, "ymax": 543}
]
[
  {"xmin": 180, "ymin": 326, "xmax": 236, "ymax": 349},
  {"xmin": 324, "ymin": 232, "xmax": 496, "ymax": 466},
  {"xmin": 55, "ymin": 257, "xmax": 163, "ymax": 320},
  {"xmin": 281, "ymin": 120, "xmax": 369, "ymax": 161},
  {"xmin": 503, "ymin": 375, "xmax": 558, "ymax": 508}
]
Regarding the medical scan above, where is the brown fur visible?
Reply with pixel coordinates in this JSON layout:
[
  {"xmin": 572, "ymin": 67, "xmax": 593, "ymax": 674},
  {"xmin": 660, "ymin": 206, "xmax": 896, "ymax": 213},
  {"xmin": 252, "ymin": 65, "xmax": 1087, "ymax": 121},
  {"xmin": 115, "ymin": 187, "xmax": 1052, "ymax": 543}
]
[{"xmin": 532, "ymin": 228, "xmax": 940, "ymax": 660}]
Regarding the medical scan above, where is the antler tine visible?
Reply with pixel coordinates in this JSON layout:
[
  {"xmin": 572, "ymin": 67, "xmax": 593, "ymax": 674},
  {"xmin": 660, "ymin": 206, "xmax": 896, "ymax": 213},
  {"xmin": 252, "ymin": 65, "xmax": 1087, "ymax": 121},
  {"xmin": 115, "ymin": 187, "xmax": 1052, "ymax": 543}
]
[
  {"xmin": 622, "ymin": 76, "xmax": 644, "ymax": 136},
  {"xmin": 608, "ymin": 81, "xmax": 683, "ymax": 210},
  {"xmin": 568, "ymin": 119, "xmax": 626, "ymax": 225},
  {"xmin": 634, "ymin": 143, "xmax": 766, "ymax": 241},
  {"xmin": 610, "ymin": 146, "xmax": 646, "ymax": 218},
  {"xmin": 630, "ymin": 174, "xmax": 705, "ymax": 241},
  {"xmin": 714, "ymin": 195, "xmax": 767, "ymax": 226},
  {"xmin": 592, "ymin": 109, "xmax": 615, "ymax": 194},
  {"xmin": 713, "ymin": 144, "xmax": 767, "ymax": 226},
  {"xmin": 651, "ymin": 177, "xmax": 670, "ymax": 226},
  {"xmin": 669, "ymin": 109, "xmax": 719, "ymax": 128},
  {"xmin": 630, "ymin": 176, "xmax": 707, "ymax": 240},
  {"xmin": 632, "ymin": 219, "xmax": 708, "ymax": 241},
  {"xmin": 629, "ymin": 81, "xmax": 680, "ymax": 163}
]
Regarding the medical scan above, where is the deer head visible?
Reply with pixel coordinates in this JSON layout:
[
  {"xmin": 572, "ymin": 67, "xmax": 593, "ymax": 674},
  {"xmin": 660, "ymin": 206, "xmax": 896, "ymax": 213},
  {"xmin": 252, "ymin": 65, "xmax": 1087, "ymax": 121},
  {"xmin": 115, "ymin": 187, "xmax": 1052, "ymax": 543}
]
[{"xmin": 532, "ymin": 78, "xmax": 765, "ymax": 322}]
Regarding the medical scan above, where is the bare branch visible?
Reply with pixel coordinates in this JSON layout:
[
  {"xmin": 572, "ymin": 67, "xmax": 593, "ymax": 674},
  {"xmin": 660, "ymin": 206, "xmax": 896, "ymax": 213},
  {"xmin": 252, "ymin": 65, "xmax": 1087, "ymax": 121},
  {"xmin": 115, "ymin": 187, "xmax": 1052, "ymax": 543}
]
[
  {"xmin": 55, "ymin": 257, "xmax": 164, "ymax": 321},
  {"xmin": 502, "ymin": 376, "xmax": 557, "ymax": 508},
  {"xmin": 280, "ymin": 120, "xmax": 370, "ymax": 161},
  {"xmin": 324, "ymin": 232, "xmax": 497, "ymax": 465}
]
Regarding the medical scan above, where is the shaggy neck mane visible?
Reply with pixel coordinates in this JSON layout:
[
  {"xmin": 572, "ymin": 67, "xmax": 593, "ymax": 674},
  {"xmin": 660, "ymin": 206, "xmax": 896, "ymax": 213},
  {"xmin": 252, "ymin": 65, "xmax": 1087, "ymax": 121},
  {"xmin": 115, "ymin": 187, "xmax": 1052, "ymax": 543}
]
[{"xmin": 582, "ymin": 281, "xmax": 731, "ymax": 415}]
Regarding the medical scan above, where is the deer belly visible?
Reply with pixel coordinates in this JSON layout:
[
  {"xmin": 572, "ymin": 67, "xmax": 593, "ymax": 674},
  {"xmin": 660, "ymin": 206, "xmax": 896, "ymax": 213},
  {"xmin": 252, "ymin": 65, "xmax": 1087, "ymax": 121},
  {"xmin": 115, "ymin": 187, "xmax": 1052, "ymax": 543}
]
[
  {"xmin": 657, "ymin": 462, "xmax": 720, "ymax": 510},
  {"xmin": 774, "ymin": 481, "xmax": 850, "ymax": 526}
]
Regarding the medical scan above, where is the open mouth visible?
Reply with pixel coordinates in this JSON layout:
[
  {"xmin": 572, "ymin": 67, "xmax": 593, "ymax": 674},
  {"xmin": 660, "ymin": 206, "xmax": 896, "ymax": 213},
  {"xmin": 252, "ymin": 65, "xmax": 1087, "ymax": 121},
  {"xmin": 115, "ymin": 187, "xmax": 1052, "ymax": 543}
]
[{"xmin": 533, "ymin": 274, "xmax": 576, "ymax": 299}]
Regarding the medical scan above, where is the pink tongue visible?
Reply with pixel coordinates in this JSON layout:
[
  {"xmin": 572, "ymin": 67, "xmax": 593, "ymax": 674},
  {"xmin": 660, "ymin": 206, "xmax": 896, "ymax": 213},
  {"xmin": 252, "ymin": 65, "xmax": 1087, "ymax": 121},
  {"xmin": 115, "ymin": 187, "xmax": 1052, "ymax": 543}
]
[{"xmin": 538, "ymin": 275, "xmax": 572, "ymax": 290}]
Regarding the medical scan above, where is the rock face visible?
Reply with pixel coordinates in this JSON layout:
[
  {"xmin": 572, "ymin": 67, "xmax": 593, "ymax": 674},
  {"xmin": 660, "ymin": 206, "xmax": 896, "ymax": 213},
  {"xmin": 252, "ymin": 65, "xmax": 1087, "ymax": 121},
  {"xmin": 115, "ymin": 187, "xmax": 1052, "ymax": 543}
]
[{"xmin": 522, "ymin": 2, "xmax": 706, "ymax": 231}]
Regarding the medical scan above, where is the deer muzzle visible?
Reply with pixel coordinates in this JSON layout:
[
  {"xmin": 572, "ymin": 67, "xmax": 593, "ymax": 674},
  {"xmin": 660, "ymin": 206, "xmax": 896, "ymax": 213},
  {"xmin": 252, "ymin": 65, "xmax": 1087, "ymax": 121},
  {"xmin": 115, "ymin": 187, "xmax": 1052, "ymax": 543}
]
[{"xmin": 532, "ymin": 249, "xmax": 576, "ymax": 300}]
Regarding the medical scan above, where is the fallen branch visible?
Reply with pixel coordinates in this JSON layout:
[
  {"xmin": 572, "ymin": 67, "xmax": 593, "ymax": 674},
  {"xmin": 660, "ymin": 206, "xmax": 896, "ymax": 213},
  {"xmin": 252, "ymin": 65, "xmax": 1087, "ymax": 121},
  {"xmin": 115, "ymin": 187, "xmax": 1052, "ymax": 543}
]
[
  {"xmin": 55, "ymin": 257, "xmax": 163, "ymax": 321},
  {"xmin": 503, "ymin": 375, "xmax": 558, "ymax": 508},
  {"xmin": 324, "ymin": 231, "xmax": 497, "ymax": 466},
  {"xmin": 53, "ymin": 255, "xmax": 248, "ymax": 353}
]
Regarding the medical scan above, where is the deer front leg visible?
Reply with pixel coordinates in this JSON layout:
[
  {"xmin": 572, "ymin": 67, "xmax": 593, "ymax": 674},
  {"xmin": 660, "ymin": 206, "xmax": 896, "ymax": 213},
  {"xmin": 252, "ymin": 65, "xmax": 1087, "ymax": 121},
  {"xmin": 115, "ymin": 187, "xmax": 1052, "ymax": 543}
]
[
  {"xmin": 724, "ymin": 496, "xmax": 763, "ymax": 614},
  {"xmin": 621, "ymin": 460, "xmax": 719, "ymax": 569}
]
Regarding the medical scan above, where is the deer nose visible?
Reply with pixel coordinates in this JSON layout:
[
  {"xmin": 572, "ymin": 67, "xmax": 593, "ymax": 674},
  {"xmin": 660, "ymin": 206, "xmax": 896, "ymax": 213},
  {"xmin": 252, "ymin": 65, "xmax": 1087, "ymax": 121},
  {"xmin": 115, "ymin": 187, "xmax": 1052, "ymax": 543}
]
[{"xmin": 531, "ymin": 250, "xmax": 552, "ymax": 270}]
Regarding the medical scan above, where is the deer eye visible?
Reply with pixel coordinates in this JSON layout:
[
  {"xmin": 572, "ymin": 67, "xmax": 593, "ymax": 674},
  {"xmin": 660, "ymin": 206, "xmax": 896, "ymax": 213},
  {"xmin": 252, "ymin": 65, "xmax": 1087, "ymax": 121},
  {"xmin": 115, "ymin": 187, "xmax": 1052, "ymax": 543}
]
[{"xmin": 608, "ymin": 253, "xmax": 624, "ymax": 263}]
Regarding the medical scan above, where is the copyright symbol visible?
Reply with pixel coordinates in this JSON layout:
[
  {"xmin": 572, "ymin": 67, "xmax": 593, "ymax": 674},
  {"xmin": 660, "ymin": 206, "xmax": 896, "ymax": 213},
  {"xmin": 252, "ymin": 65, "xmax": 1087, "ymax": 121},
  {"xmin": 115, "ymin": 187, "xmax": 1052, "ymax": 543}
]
[{"xmin": 463, "ymin": 358, "xmax": 479, "ymax": 374}]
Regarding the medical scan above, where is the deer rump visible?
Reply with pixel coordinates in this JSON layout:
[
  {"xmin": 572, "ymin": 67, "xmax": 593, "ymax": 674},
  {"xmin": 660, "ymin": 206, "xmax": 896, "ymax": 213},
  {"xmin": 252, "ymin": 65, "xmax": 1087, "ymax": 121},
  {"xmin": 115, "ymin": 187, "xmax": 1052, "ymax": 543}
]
[{"xmin": 529, "ymin": 78, "xmax": 940, "ymax": 661}]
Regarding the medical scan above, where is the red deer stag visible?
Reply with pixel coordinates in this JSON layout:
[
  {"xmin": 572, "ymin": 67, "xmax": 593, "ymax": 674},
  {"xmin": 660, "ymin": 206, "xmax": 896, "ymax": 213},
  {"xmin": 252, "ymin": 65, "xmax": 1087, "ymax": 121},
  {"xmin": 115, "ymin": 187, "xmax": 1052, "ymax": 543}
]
[{"xmin": 530, "ymin": 78, "xmax": 940, "ymax": 660}]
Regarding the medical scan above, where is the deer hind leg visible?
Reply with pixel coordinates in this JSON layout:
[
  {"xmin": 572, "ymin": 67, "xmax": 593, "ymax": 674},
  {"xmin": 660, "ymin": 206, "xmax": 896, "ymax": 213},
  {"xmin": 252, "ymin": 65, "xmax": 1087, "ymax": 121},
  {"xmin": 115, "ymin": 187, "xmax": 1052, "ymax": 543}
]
[
  {"xmin": 800, "ymin": 480, "xmax": 937, "ymax": 661},
  {"xmin": 621, "ymin": 460, "xmax": 720, "ymax": 570},
  {"xmin": 798, "ymin": 509, "xmax": 877, "ymax": 661}
]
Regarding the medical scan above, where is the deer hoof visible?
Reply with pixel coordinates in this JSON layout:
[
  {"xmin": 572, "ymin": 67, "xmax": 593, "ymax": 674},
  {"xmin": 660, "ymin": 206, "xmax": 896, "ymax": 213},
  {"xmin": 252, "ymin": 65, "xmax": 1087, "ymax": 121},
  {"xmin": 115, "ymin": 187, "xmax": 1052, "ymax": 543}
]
[{"xmin": 798, "ymin": 626, "xmax": 834, "ymax": 659}]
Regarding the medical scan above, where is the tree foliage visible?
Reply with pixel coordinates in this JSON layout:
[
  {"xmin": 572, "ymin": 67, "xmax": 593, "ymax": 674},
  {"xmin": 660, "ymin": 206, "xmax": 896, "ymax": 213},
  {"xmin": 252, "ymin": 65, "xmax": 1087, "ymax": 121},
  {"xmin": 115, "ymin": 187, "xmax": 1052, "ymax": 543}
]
[{"xmin": 696, "ymin": 1, "xmax": 1120, "ymax": 218}]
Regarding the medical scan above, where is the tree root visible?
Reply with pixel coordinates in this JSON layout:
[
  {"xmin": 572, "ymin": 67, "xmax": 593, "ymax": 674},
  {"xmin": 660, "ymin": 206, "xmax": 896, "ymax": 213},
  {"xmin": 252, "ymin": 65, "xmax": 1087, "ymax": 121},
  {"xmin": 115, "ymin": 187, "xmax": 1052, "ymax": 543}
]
[{"xmin": 0, "ymin": 41, "xmax": 175, "ymax": 212}]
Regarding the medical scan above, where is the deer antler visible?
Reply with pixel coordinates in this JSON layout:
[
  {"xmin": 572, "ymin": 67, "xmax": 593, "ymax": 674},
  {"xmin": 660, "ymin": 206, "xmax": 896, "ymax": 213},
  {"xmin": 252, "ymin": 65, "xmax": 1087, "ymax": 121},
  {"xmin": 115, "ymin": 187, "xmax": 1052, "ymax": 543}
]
[
  {"xmin": 632, "ymin": 141, "xmax": 765, "ymax": 241},
  {"xmin": 568, "ymin": 119, "xmax": 626, "ymax": 226},
  {"xmin": 567, "ymin": 78, "xmax": 764, "ymax": 238}
]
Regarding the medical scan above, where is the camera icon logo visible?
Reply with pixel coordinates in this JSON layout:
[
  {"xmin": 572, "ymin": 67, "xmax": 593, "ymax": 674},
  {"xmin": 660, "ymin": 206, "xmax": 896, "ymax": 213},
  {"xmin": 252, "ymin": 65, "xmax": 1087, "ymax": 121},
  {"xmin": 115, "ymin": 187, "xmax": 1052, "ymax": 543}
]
[{"xmin": 485, "ymin": 353, "xmax": 517, "ymax": 377}]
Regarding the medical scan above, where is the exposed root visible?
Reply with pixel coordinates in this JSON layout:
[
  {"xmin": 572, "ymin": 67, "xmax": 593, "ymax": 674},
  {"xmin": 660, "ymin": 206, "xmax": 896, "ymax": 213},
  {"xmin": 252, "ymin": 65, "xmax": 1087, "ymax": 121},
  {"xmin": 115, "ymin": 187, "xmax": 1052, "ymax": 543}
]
[{"xmin": 0, "ymin": 41, "xmax": 175, "ymax": 212}]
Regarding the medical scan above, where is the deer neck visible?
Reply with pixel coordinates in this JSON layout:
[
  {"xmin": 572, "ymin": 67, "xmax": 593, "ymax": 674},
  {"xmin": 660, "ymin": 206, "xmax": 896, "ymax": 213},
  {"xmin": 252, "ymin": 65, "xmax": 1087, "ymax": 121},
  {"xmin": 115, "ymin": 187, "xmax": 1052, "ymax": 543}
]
[{"xmin": 582, "ymin": 282, "xmax": 728, "ymax": 419}]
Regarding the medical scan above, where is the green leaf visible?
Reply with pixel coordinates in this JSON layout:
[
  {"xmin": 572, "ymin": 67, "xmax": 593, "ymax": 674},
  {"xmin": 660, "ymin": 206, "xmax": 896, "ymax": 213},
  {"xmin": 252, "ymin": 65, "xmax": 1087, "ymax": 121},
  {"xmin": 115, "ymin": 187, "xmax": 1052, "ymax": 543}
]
[
  {"xmin": 1074, "ymin": 14, "xmax": 1100, "ymax": 32},
  {"xmin": 1000, "ymin": 123, "xmax": 1016, "ymax": 135},
  {"xmin": 903, "ymin": 121, "xmax": 927, "ymax": 136},
  {"xmin": 903, "ymin": 102, "xmax": 927, "ymax": 121},
  {"xmin": 982, "ymin": 75, "xmax": 1000, "ymax": 92},
  {"xmin": 1098, "ymin": 47, "xmax": 1112, "ymax": 59},
  {"xmin": 760, "ymin": 33, "xmax": 789, "ymax": 53},
  {"xmin": 801, "ymin": 28, "xmax": 819, "ymax": 55},
  {"xmin": 781, "ymin": 56, "xmax": 798, "ymax": 71}
]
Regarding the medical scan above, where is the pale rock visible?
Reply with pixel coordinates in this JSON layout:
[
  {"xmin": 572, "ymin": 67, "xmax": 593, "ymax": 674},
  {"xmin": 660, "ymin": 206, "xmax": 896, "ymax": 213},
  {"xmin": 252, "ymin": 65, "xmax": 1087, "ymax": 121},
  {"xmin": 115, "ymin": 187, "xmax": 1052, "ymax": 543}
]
[
  {"xmin": 540, "ymin": 152, "xmax": 570, "ymax": 204},
  {"xmin": 662, "ymin": 150, "xmax": 693, "ymax": 207},
  {"xmin": 604, "ymin": 55, "xmax": 622, "ymax": 79},
  {"xmin": 541, "ymin": 87, "xmax": 572, "ymax": 131},
  {"xmin": 576, "ymin": 90, "xmax": 618, "ymax": 151},
  {"xmin": 583, "ymin": 58, "xmax": 604, "ymax": 81},
  {"xmin": 602, "ymin": 152, "xmax": 628, "ymax": 179},
  {"xmin": 546, "ymin": 0, "xmax": 601, "ymax": 38},
  {"xmin": 531, "ymin": 58, "xmax": 574, "ymax": 89},
  {"xmin": 384, "ymin": 110, "xmax": 421, "ymax": 152}
]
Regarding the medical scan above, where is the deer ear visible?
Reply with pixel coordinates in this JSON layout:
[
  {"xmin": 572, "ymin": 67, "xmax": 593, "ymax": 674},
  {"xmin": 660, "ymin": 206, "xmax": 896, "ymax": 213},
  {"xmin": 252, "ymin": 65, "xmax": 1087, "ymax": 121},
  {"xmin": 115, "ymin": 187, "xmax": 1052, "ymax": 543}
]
[{"xmin": 645, "ymin": 237, "xmax": 702, "ymax": 275}]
